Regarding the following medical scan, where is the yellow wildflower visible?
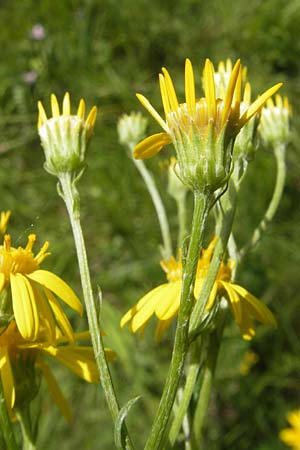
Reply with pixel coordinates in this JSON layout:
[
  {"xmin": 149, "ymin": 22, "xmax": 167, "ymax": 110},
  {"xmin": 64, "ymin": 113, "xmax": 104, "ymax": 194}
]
[
  {"xmin": 280, "ymin": 410, "xmax": 300, "ymax": 449},
  {"xmin": 38, "ymin": 93, "xmax": 97, "ymax": 177},
  {"xmin": 259, "ymin": 94, "xmax": 291, "ymax": 147},
  {"xmin": 0, "ymin": 321, "xmax": 114, "ymax": 421},
  {"xmin": 134, "ymin": 58, "xmax": 282, "ymax": 191},
  {"xmin": 121, "ymin": 238, "xmax": 276, "ymax": 342},
  {"xmin": 0, "ymin": 233, "xmax": 82, "ymax": 341}
]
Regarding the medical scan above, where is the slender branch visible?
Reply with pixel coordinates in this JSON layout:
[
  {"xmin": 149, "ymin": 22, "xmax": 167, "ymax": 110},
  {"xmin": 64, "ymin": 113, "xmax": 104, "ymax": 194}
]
[
  {"xmin": 239, "ymin": 143, "xmax": 286, "ymax": 261},
  {"xmin": 144, "ymin": 191, "xmax": 211, "ymax": 450},
  {"xmin": 0, "ymin": 381, "xmax": 18, "ymax": 450},
  {"xmin": 168, "ymin": 341, "xmax": 201, "ymax": 446},
  {"xmin": 133, "ymin": 159, "xmax": 173, "ymax": 259},
  {"xmin": 58, "ymin": 172, "xmax": 133, "ymax": 450}
]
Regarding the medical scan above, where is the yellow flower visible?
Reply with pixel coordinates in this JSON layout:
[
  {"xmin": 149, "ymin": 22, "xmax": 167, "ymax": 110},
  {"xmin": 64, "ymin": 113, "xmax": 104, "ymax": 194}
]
[
  {"xmin": 280, "ymin": 410, "xmax": 300, "ymax": 449},
  {"xmin": 259, "ymin": 94, "xmax": 291, "ymax": 147},
  {"xmin": 0, "ymin": 211, "xmax": 11, "ymax": 236},
  {"xmin": 38, "ymin": 93, "xmax": 97, "ymax": 177},
  {"xmin": 0, "ymin": 233, "xmax": 83, "ymax": 342},
  {"xmin": 134, "ymin": 58, "xmax": 282, "ymax": 191},
  {"xmin": 0, "ymin": 321, "xmax": 114, "ymax": 421},
  {"xmin": 121, "ymin": 238, "xmax": 276, "ymax": 342}
]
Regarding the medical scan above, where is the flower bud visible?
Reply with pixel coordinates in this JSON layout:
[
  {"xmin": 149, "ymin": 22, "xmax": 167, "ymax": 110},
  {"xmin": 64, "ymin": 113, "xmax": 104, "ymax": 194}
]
[
  {"xmin": 259, "ymin": 95, "xmax": 291, "ymax": 147},
  {"xmin": 117, "ymin": 112, "xmax": 148, "ymax": 150},
  {"xmin": 38, "ymin": 93, "xmax": 97, "ymax": 177}
]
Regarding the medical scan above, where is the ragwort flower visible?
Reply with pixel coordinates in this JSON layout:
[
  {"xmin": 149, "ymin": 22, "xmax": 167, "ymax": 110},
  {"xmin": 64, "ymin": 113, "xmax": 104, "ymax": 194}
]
[
  {"xmin": 259, "ymin": 94, "xmax": 291, "ymax": 147},
  {"xmin": 0, "ymin": 321, "xmax": 114, "ymax": 421},
  {"xmin": 121, "ymin": 238, "xmax": 276, "ymax": 342},
  {"xmin": 280, "ymin": 410, "xmax": 300, "ymax": 449},
  {"xmin": 38, "ymin": 93, "xmax": 97, "ymax": 177},
  {"xmin": 0, "ymin": 233, "xmax": 82, "ymax": 341},
  {"xmin": 134, "ymin": 58, "xmax": 282, "ymax": 192}
]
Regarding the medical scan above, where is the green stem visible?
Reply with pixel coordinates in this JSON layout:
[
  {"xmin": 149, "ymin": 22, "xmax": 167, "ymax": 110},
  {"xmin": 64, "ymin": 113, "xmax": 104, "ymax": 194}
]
[
  {"xmin": 239, "ymin": 143, "xmax": 286, "ymax": 261},
  {"xmin": 133, "ymin": 159, "xmax": 173, "ymax": 259},
  {"xmin": 16, "ymin": 408, "xmax": 36, "ymax": 450},
  {"xmin": 169, "ymin": 341, "xmax": 201, "ymax": 446},
  {"xmin": 144, "ymin": 191, "xmax": 211, "ymax": 450},
  {"xmin": 59, "ymin": 172, "xmax": 133, "ymax": 450},
  {"xmin": 0, "ymin": 381, "xmax": 17, "ymax": 450},
  {"xmin": 189, "ymin": 181, "xmax": 238, "ymax": 339},
  {"xmin": 176, "ymin": 193, "xmax": 188, "ymax": 248},
  {"xmin": 192, "ymin": 328, "xmax": 223, "ymax": 448}
]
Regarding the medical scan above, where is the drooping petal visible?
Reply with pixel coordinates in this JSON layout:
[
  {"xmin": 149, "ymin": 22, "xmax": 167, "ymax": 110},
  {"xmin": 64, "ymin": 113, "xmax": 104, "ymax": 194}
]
[
  {"xmin": 37, "ymin": 358, "xmax": 72, "ymax": 422},
  {"xmin": 155, "ymin": 317, "xmax": 174, "ymax": 343},
  {"xmin": 219, "ymin": 280, "xmax": 242, "ymax": 324},
  {"xmin": 30, "ymin": 280, "xmax": 56, "ymax": 342},
  {"xmin": 0, "ymin": 347, "xmax": 15, "ymax": 410},
  {"xmin": 27, "ymin": 270, "xmax": 83, "ymax": 316},
  {"xmin": 42, "ymin": 345, "xmax": 99, "ymax": 383},
  {"xmin": 10, "ymin": 273, "xmax": 39, "ymax": 340},
  {"xmin": 154, "ymin": 280, "xmax": 181, "ymax": 320},
  {"xmin": 44, "ymin": 288, "xmax": 74, "ymax": 343},
  {"xmin": 136, "ymin": 93, "xmax": 168, "ymax": 131},
  {"xmin": 229, "ymin": 284, "xmax": 276, "ymax": 326},
  {"xmin": 133, "ymin": 133, "xmax": 172, "ymax": 159},
  {"xmin": 239, "ymin": 83, "xmax": 283, "ymax": 127}
]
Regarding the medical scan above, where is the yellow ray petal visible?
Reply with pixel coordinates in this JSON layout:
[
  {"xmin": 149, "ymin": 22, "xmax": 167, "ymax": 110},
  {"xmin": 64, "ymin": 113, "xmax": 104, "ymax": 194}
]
[
  {"xmin": 154, "ymin": 280, "xmax": 181, "ymax": 319},
  {"xmin": 85, "ymin": 106, "xmax": 97, "ymax": 129},
  {"xmin": 162, "ymin": 68, "xmax": 179, "ymax": 111},
  {"xmin": 185, "ymin": 58, "xmax": 196, "ymax": 116},
  {"xmin": 77, "ymin": 99, "xmax": 85, "ymax": 119},
  {"xmin": 230, "ymin": 284, "xmax": 276, "ymax": 326},
  {"xmin": 10, "ymin": 273, "xmax": 39, "ymax": 340},
  {"xmin": 239, "ymin": 83, "xmax": 283, "ymax": 127},
  {"xmin": 0, "ymin": 273, "xmax": 6, "ymax": 292},
  {"xmin": 205, "ymin": 282, "xmax": 218, "ymax": 310},
  {"xmin": 136, "ymin": 93, "xmax": 168, "ymax": 131},
  {"xmin": 159, "ymin": 74, "xmax": 171, "ymax": 116},
  {"xmin": 155, "ymin": 317, "xmax": 174, "ymax": 343},
  {"xmin": 37, "ymin": 101, "xmax": 48, "ymax": 129},
  {"xmin": 27, "ymin": 270, "xmax": 83, "ymax": 316},
  {"xmin": 37, "ymin": 358, "xmax": 72, "ymax": 422},
  {"xmin": 44, "ymin": 288, "xmax": 74, "ymax": 343},
  {"xmin": 203, "ymin": 59, "xmax": 216, "ymax": 120},
  {"xmin": 51, "ymin": 94, "xmax": 60, "ymax": 117},
  {"xmin": 133, "ymin": 132, "xmax": 171, "ymax": 159},
  {"xmin": 221, "ymin": 59, "xmax": 241, "ymax": 127},
  {"xmin": 0, "ymin": 348, "xmax": 15, "ymax": 410},
  {"xmin": 42, "ymin": 346, "xmax": 99, "ymax": 383},
  {"xmin": 30, "ymin": 280, "xmax": 56, "ymax": 342},
  {"xmin": 62, "ymin": 92, "xmax": 71, "ymax": 115},
  {"xmin": 219, "ymin": 280, "xmax": 242, "ymax": 324}
]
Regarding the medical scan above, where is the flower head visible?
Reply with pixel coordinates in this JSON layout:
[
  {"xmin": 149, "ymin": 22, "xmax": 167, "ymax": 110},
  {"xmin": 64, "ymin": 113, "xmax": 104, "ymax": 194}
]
[
  {"xmin": 117, "ymin": 112, "xmax": 148, "ymax": 150},
  {"xmin": 0, "ymin": 233, "xmax": 83, "ymax": 342},
  {"xmin": 0, "ymin": 321, "xmax": 114, "ymax": 421},
  {"xmin": 280, "ymin": 410, "xmax": 300, "ymax": 449},
  {"xmin": 121, "ymin": 238, "xmax": 276, "ymax": 341},
  {"xmin": 38, "ymin": 93, "xmax": 97, "ymax": 177},
  {"xmin": 259, "ymin": 95, "xmax": 291, "ymax": 147},
  {"xmin": 134, "ymin": 58, "xmax": 282, "ymax": 192}
]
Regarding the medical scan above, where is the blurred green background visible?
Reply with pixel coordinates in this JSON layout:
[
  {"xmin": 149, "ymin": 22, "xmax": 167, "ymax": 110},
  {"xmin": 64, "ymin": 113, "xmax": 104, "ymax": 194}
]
[{"xmin": 1, "ymin": 0, "xmax": 300, "ymax": 448}]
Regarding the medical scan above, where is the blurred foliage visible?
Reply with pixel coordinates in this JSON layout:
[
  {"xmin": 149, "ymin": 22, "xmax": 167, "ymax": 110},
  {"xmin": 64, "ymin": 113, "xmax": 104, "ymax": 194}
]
[{"xmin": 0, "ymin": 0, "xmax": 300, "ymax": 448}]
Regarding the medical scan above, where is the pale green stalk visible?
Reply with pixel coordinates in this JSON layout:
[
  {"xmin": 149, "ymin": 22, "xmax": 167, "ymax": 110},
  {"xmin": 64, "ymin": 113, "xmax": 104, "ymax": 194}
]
[
  {"xmin": 16, "ymin": 408, "xmax": 36, "ymax": 450},
  {"xmin": 239, "ymin": 143, "xmax": 286, "ymax": 261},
  {"xmin": 58, "ymin": 172, "xmax": 133, "ymax": 450},
  {"xmin": 133, "ymin": 159, "xmax": 173, "ymax": 259},
  {"xmin": 176, "ymin": 193, "xmax": 188, "ymax": 248},
  {"xmin": 189, "ymin": 180, "xmax": 238, "ymax": 339},
  {"xmin": 0, "ymin": 381, "xmax": 17, "ymax": 450},
  {"xmin": 168, "ymin": 341, "xmax": 201, "ymax": 446},
  {"xmin": 144, "ymin": 191, "xmax": 211, "ymax": 450}
]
